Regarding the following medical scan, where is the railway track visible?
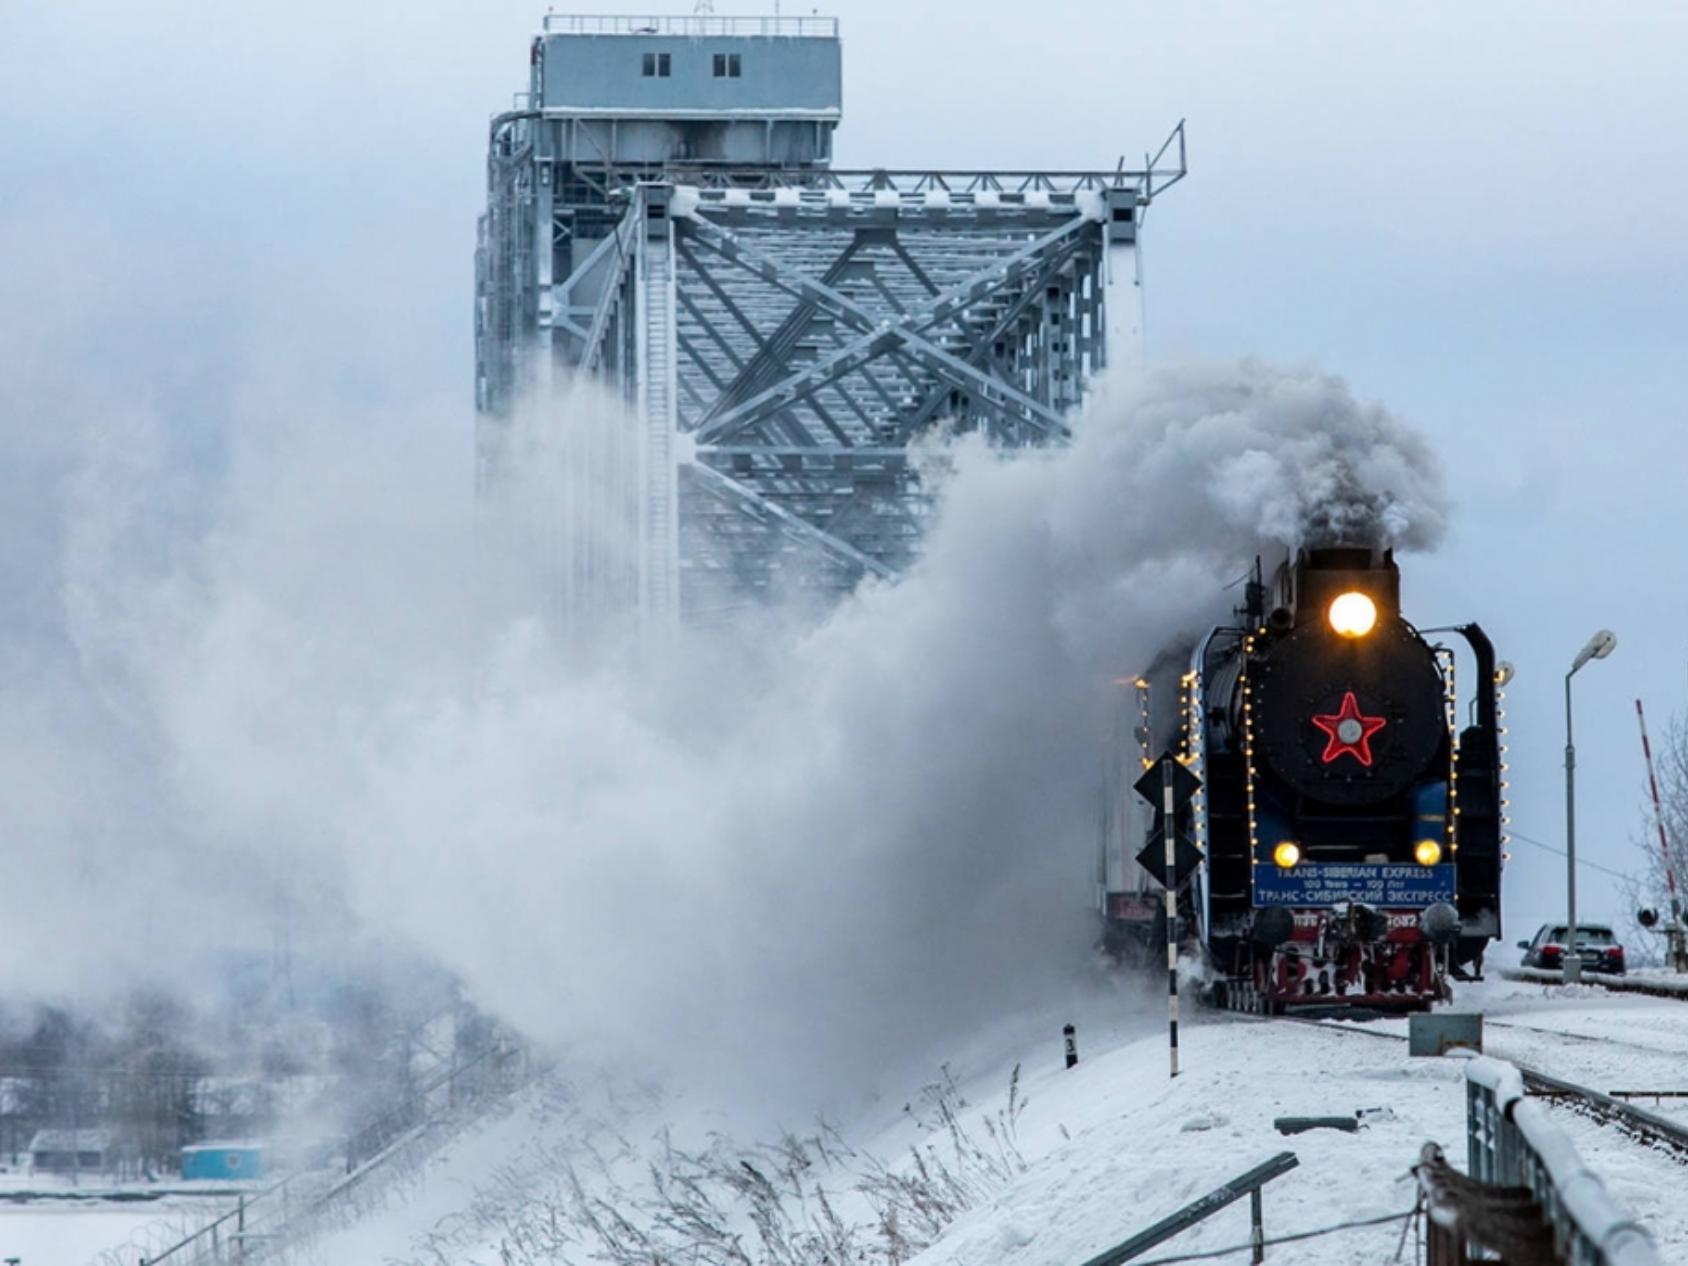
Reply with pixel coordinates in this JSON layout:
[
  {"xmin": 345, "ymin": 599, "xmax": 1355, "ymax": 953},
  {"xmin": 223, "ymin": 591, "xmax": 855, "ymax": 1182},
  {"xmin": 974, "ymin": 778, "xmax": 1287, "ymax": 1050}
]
[
  {"xmin": 1233, "ymin": 1011, "xmax": 1688, "ymax": 1164},
  {"xmin": 1483, "ymin": 1016, "xmax": 1688, "ymax": 1063},
  {"xmin": 1516, "ymin": 1065, "xmax": 1688, "ymax": 1163}
]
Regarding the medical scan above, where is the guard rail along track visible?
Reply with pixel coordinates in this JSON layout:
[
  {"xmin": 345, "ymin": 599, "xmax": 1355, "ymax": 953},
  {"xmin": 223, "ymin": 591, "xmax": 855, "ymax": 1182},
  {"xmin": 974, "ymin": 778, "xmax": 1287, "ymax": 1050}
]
[{"xmin": 1417, "ymin": 1056, "xmax": 1661, "ymax": 1265}]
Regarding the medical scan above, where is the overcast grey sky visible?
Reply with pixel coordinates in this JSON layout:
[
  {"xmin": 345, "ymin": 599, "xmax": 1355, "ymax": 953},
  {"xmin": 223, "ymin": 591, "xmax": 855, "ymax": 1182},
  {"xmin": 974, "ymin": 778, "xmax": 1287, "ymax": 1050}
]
[{"xmin": 5, "ymin": 1, "xmax": 1687, "ymax": 966}]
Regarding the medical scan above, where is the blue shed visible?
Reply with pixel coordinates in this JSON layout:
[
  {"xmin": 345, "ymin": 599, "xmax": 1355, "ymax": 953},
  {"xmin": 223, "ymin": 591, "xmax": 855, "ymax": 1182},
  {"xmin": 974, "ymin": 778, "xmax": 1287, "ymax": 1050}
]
[{"xmin": 181, "ymin": 1142, "xmax": 265, "ymax": 1181}]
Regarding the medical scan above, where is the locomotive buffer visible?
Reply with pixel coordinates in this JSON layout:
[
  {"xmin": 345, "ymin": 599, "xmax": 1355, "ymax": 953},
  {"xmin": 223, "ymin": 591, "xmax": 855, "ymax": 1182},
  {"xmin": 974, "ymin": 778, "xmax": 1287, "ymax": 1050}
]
[{"xmin": 1136, "ymin": 750, "xmax": 1201, "ymax": 1077}]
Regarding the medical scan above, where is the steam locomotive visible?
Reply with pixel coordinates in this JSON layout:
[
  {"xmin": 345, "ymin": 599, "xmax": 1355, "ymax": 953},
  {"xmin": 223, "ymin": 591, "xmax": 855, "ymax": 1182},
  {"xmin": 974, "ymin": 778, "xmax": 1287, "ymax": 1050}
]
[{"xmin": 1099, "ymin": 546, "xmax": 1505, "ymax": 1011}]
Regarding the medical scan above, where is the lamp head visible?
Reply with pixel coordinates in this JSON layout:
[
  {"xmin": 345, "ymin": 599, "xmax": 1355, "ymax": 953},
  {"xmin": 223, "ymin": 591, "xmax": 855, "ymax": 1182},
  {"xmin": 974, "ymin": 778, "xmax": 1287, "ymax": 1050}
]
[
  {"xmin": 1327, "ymin": 591, "xmax": 1378, "ymax": 638},
  {"xmin": 1571, "ymin": 629, "xmax": 1617, "ymax": 673}
]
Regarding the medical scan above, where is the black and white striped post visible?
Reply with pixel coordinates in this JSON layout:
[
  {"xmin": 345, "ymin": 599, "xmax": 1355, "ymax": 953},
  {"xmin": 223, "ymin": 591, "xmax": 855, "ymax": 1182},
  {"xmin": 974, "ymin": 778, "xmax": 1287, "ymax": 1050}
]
[
  {"xmin": 1162, "ymin": 758, "xmax": 1181, "ymax": 1078},
  {"xmin": 1133, "ymin": 748, "xmax": 1200, "ymax": 1081}
]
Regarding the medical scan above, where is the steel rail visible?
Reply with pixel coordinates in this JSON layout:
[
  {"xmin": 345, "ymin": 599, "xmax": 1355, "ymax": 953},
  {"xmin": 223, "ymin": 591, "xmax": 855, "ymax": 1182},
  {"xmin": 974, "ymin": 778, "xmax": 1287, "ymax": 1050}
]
[{"xmin": 1516, "ymin": 1067, "xmax": 1688, "ymax": 1162}]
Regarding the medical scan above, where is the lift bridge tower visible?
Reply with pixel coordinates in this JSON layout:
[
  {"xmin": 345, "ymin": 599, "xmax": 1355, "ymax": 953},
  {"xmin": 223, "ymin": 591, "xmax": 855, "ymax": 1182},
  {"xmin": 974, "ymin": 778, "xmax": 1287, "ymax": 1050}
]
[{"xmin": 476, "ymin": 12, "xmax": 1184, "ymax": 627}]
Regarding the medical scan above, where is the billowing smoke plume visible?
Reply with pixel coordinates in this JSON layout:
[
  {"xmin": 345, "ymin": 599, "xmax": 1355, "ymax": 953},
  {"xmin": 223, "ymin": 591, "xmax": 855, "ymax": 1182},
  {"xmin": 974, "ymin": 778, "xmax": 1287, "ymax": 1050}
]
[{"xmin": 10, "ymin": 357, "xmax": 1444, "ymax": 1111}]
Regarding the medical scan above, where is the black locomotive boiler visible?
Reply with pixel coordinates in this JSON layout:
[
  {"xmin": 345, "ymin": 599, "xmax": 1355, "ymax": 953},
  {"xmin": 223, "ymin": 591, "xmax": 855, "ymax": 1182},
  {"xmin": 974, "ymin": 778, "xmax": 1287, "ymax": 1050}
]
[{"xmin": 1099, "ymin": 546, "xmax": 1505, "ymax": 1011}]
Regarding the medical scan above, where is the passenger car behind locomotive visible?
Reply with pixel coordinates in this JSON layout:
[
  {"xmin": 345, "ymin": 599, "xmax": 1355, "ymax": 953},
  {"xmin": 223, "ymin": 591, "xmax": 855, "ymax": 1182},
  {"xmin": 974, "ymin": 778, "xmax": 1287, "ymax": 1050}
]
[{"xmin": 1099, "ymin": 546, "xmax": 1505, "ymax": 1011}]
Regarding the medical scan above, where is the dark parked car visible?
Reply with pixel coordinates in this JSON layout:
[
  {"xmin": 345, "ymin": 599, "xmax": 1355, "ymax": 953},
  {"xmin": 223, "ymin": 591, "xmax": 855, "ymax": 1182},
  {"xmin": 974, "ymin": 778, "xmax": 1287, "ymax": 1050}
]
[{"xmin": 1518, "ymin": 923, "xmax": 1626, "ymax": 974}]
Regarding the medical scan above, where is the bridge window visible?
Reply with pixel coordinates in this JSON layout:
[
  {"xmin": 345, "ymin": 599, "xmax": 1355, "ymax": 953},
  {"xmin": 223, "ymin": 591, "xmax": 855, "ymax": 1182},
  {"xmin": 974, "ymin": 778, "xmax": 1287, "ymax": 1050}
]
[
  {"xmin": 712, "ymin": 53, "xmax": 741, "ymax": 78},
  {"xmin": 642, "ymin": 52, "xmax": 671, "ymax": 77}
]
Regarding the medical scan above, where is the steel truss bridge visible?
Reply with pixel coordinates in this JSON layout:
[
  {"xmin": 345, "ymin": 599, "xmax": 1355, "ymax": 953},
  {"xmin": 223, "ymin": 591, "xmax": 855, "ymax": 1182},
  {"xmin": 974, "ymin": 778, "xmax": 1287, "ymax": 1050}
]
[{"xmin": 477, "ymin": 127, "xmax": 1185, "ymax": 627}]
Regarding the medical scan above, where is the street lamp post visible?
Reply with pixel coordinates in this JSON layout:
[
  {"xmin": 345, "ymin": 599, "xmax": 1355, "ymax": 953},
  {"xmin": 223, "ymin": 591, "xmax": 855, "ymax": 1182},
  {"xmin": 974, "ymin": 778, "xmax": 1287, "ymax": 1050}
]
[{"xmin": 1564, "ymin": 629, "xmax": 1617, "ymax": 983}]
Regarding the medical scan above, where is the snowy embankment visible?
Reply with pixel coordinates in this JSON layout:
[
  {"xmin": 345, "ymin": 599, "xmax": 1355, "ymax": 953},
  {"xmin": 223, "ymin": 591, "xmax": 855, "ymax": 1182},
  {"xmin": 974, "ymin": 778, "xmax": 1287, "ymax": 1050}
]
[{"xmin": 267, "ymin": 977, "xmax": 1688, "ymax": 1265}]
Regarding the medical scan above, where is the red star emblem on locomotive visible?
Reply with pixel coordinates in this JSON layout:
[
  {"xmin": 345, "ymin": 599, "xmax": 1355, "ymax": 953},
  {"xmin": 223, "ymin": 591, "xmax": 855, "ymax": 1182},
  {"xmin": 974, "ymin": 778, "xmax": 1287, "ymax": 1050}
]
[{"xmin": 1311, "ymin": 691, "xmax": 1387, "ymax": 767}]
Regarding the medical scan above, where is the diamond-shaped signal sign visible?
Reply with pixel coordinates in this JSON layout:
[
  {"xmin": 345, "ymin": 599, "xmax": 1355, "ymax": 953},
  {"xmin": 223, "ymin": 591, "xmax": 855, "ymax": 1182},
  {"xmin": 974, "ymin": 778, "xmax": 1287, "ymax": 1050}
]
[
  {"xmin": 1133, "ymin": 751, "xmax": 1201, "ymax": 808},
  {"xmin": 1136, "ymin": 830, "xmax": 1204, "ymax": 890}
]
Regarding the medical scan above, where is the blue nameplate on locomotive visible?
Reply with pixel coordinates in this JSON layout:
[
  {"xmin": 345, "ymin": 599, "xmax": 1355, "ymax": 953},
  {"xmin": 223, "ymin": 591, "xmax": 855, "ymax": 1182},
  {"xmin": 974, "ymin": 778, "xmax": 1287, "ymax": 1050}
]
[{"xmin": 1252, "ymin": 863, "xmax": 1456, "ymax": 908}]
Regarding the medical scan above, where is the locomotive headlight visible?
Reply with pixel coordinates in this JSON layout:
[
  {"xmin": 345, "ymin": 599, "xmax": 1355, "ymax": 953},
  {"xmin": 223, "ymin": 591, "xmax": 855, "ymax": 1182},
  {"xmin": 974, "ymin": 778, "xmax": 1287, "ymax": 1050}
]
[
  {"xmin": 1328, "ymin": 591, "xmax": 1377, "ymax": 637},
  {"xmin": 1272, "ymin": 841, "xmax": 1302, "ymax": 869},
  {"xmin": 1414, "ymin": 838, "xmax": 1444, "ymax": 867}
]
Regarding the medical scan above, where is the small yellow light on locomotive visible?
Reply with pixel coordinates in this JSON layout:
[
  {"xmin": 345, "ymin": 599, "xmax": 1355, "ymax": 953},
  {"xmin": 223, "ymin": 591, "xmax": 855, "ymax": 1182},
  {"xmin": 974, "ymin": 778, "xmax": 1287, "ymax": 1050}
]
[
  {"xmin": 1328, "ymin": 591, "xmax": 1378, "ymax": 638},
  {"xmin": 1414, "ymin": 838, "xmax": 1444, "ymax": 867},
  {"xmin": 1272, "ymin": 841, "xmax": 1302, "ymax": 869}
]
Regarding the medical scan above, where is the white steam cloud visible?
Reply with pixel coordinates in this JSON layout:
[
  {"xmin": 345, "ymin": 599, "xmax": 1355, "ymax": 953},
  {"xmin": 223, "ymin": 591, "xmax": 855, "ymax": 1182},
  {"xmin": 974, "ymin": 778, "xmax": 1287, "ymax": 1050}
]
[{"xmin": 9, "ymin": 358, "xmax": 1446, "ymax": 1111}]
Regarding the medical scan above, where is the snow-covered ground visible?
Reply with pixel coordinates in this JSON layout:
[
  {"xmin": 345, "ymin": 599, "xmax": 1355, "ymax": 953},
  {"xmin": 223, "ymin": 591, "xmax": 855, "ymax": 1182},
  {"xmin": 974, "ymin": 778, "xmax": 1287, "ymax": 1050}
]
[
  {"xmin": 1354, "ymin": 977, "xmax": 1688, "ymax": 1121},
  {"xmin": 275, "ymin": 972, "xmax": 1688, "ymax": 1265},
  {"xmin": 0, "ymin": 1193, "xmax": 242, "ymax": 1266},
  {"xmin": 22, "ymin": 973, "xmax": 1688, "ymax": 1264}
]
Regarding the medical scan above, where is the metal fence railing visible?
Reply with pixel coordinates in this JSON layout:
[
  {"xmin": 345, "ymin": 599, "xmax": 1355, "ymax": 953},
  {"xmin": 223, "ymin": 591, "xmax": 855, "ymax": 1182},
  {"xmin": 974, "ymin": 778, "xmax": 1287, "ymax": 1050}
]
[
  {"xmin": 1076, "ymin": 1152, "xmax": 1300, "ymax": 1265},
  {"xmin": 1417, "ymin": 1056, "xmax": 1660, "ymax": 1265},
  {"xmin": 342, "ymin": 1038, "xmax": 517, "ymax": 1172},
  {"xmin": 541, "ymin": 14, "xmax": 839, "ymax": 38},
  {"xmin": 136, "ymin": 1038, "xmax": 525, "ymax": 1265},
  {"xmin": 134, "ymin": 1172, "xmax": 319, "ymax": 1266}
]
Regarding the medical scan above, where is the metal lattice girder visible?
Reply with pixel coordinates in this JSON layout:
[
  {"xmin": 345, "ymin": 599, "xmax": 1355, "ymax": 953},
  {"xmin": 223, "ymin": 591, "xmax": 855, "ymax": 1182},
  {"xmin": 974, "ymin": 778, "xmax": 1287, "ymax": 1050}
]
[
  {"xmin": 699, "ymin": 235, "xmax": 864, "ymax": 427},
  {"xmin": 548, "ymin": 214, "xmax": 626, "ymax": 341},
  {"xmin": 674, "ymin": 232, "xmax": 858, "ymax": 447},
  {"xmin": 667, "ymin": 206, "xmax": 1110, "ymax": 431},
  {"xmin": 702, "ymin": 218, "xmax": 1098, "ymax": 448},
  {"xmin": 568, "ymin": 145, "xmax": 1187, "ymax": 200},
  {"xmin": 675, "ymin": 224, "xmax": 1068, "ymax": 441},
  {"xmin": 696, "ymin": 445, "xmax": 923, "ymax": 538},
  {"xmin": 652, "ymin": 187, "xmax": 1123, "ymax": 595},
  {"xmin": 896, "ymin": 232, "xmax": 1091, "ymax": 440},
  {"xmin": 673, "ymin": 207, "xmax": 1087, "ymax": 443},
  {"xmin": 578, "ymin": 201, "xmax": 642, "ymax": 372},
  {"xmin": 683, "ymin": 460, "xmax": 895, "ymax": 580}
]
